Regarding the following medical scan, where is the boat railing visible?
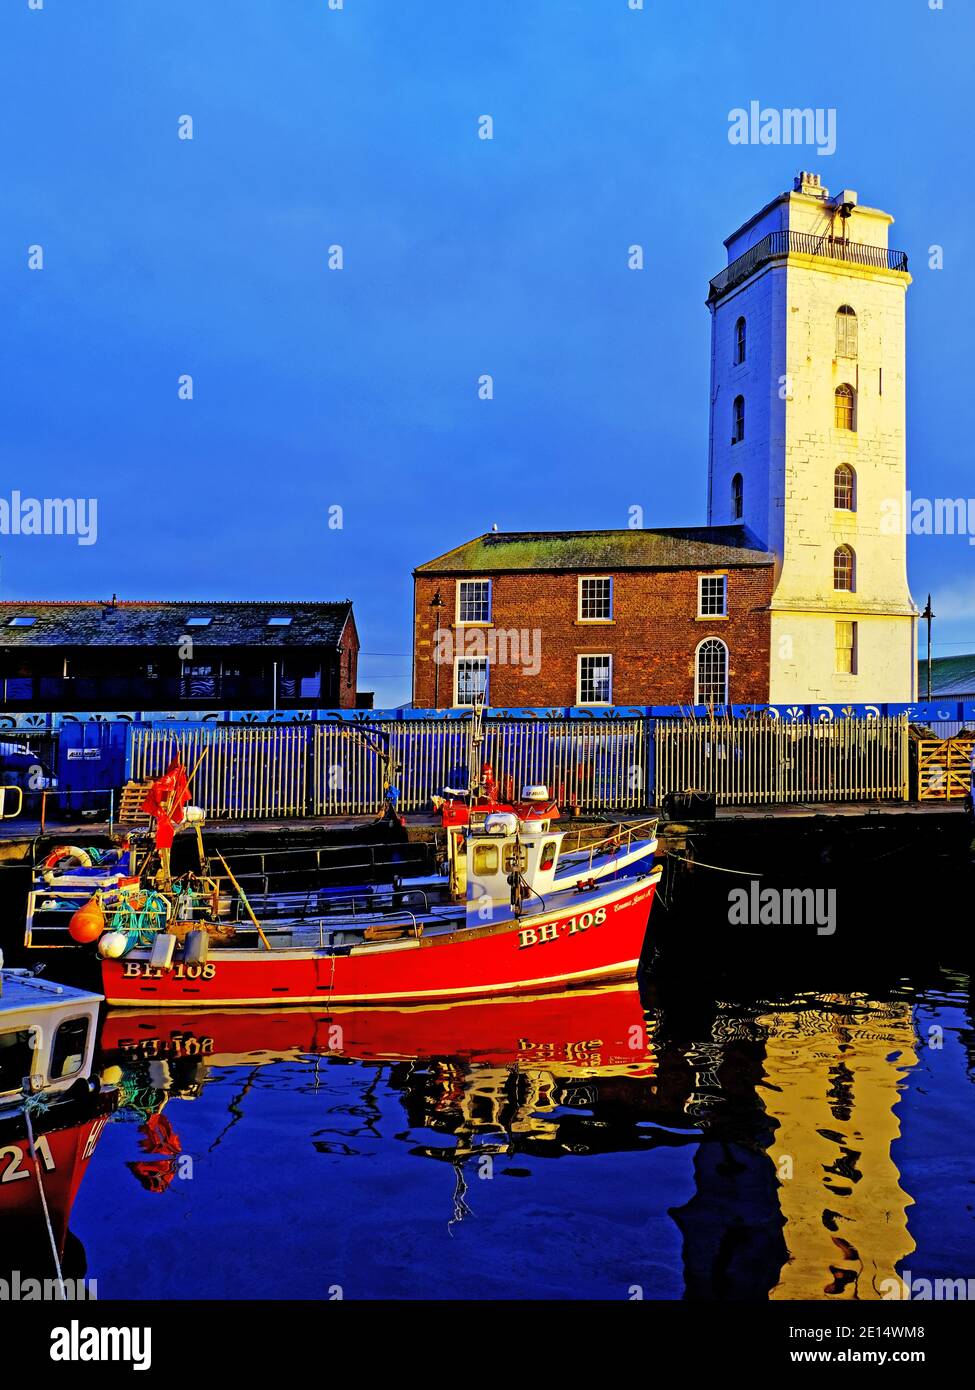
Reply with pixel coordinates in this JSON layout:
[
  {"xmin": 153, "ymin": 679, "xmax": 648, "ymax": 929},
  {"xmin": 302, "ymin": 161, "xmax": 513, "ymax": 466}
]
[
  {"xmin": 313, "ymin": 887, "xmax": 431, "ymax": 920},
  {"xmin": 572, "ymin": 817, "xmax": 660, "ymax": 875},
  {"xmin": 316, "ymin": 908, "xmax": 423, "ymax": 947},
  {"xmin": 232, "ymin": 875, "xmax": 432, "ymax": 921}
]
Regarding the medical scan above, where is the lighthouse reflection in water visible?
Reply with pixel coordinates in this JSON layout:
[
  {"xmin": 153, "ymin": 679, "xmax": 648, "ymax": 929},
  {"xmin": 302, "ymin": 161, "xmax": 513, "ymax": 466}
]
[{"xmin": 17, "ymin": 972, "xmax": 975, "ymax": 1301}]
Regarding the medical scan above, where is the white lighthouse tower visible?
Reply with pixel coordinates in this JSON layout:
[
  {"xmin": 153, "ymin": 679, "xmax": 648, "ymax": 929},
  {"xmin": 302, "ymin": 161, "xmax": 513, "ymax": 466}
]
[{"xmin": 706, "ymin": 172, "xmax": 917, "ymax": 704}]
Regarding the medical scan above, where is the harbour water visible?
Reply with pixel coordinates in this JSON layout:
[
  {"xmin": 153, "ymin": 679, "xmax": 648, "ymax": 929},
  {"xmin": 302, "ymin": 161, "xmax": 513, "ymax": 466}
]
[{"xmin": 36, "ymin": 954, "xmax": 974, "ymax": 1302}]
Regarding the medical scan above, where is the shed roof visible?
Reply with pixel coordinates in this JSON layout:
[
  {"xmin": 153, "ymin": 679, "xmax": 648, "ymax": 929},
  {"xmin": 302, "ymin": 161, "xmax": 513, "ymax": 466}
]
[
  {"xmin": 920, "ymin": 653, "xmax": 975, "ymax": 697},
  {"xmin": 0, "ymin": 601, "xmax": 355, "ymax": 648}
]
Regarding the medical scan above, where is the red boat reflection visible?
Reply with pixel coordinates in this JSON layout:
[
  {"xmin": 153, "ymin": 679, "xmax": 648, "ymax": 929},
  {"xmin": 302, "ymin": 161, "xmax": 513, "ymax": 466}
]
[{"xmin": 101, "ymin": 983, "xmax": 657, "ymax": 1073}]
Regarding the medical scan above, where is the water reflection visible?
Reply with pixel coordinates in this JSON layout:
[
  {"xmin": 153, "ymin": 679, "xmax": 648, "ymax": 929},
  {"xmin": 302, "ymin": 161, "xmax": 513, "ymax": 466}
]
[
  {"xmin": 8, "ymin": 975, "xmax": 972, "ymax": 1299},
  {"xmin": 758, "ymin": 996, "xmax": 917, "ymax": 1300}
]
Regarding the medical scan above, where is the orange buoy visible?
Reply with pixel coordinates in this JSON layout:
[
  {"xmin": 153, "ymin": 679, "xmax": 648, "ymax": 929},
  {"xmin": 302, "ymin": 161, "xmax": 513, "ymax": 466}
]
[{"xmin": 68, "ymin": 894, "xmax": 105, "ymax": 944}]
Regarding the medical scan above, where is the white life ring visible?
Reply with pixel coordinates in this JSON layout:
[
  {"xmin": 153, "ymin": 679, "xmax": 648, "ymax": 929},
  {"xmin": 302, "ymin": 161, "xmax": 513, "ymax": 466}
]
[{"xmin": 41, "ymin": 845, "xmax": 93, "ymax": 886}]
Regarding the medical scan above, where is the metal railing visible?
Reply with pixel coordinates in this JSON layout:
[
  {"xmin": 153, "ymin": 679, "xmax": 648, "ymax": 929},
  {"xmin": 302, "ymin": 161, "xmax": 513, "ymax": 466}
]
[
  {"xmin": 130, "ymin": 717, "xmax": 649, "ymax": 817},
  {"xmin": 480, "ymin": 719, "xmax": 647, "ymax": 812},
  {"xmin": 709, "ymin": 230, "xmax": 909, "ymax": 301},
  {"xmin": 128, "ymin": 714, "xmax": 917, "ymax": 819},
  {"xmin": 655, "ymin": 715, "xmax": 910, "ymax": 806}
]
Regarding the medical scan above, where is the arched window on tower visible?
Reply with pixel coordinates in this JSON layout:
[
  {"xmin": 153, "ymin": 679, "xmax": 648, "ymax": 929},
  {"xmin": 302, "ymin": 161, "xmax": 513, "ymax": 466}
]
[
  {"xmin": 833, "ymin": 545, "xmax": 856, "ymax": 592},
  {"xmin": 834, "ymin": 384, "xmax": 856, "ymax": 431},
  {"xmin": 731, "ymin": 472, "xmax": 744, "ymax": 520},
  {"xmin": 734, "ymin": 316, "xmax": 746, "ymax": 365},
  {"xmin": 732, "ymin": 395, "xmax": 745, "ymax": 444},
  {"xmin": 836, "ymin": 305, "xmax": 858, "ymax": 358},
  {"xmin": 695, "ymin": 638, "xmax": 729, "ymax": 708},
  {"xmin": 834, "ymin": 464, "xmax": 856, "ymax": 511}
]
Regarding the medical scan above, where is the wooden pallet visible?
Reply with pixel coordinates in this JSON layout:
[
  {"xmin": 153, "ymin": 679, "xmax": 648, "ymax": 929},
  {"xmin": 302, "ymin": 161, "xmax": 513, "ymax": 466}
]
[
  {"xmin": 117, "ymin": 778, "xmax": 153, "ymax": 825},
  {"xmin": 916, "ymin": 735, "xmax": 975, "ymax": 801}
]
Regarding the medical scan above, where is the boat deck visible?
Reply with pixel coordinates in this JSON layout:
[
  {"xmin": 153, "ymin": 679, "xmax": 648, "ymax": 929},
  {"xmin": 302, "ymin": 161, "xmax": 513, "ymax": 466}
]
[{"xmin": 201, "ymin": 866, "xmax": 661, "ymax": 955}]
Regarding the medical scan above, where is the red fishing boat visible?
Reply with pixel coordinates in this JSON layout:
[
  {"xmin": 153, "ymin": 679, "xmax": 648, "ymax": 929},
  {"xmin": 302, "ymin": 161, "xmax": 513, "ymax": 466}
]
[{"xmin": 96, "ymin": 791, "xmax": 662, "ymax": 1008}]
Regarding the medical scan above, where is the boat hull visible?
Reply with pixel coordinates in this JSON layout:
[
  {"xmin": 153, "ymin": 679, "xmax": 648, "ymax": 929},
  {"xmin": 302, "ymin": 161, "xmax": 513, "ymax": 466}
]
[
  {"xmin": 0, "ymin": 1087, "xmax": 118, "ymax": 1261},
  {"xmin": 102, "ymin": 869, "xmax": 662, "ymax": 1008}
]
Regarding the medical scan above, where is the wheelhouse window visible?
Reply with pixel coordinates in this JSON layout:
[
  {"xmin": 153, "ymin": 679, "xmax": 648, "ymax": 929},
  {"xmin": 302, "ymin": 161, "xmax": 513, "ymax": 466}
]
[
  {"xmin": 731, "ymin": 472, "xmax": 743, "ymax": 521},
  {"xmin": 698, "ymin": 574, "xmax": 728, "ymax": 618},
  {"xmin": 0, "ymin": 1029, "xmax": 35, "ymax": 1096},
  {"xmin": 577, "ymin": 654, "xmax": 612, "ymax": 705},
  {"xmin": 732, "ymin": 395, "xmax": 745, "ymax": 444},
  {"xmin": 457, "ymin": 579, "xmax": 491, "ymax": 625},
  {"xmin": 834, "ymin": 464, "xmax": 856, "ymax": 511},
  {"xmin": 734, "ymin": 316, "xmax": 746, "ymax": 365},
  {"xmin": 834, "ymin": 384, "xmax": 856, "ymax": 431},
  {"xmin": 835, "ymin": 621, "xmax": 858, "ymax": 675},
  {"xmin": 455, "ymin": 657, "xmax": 488, "ymax": 707},
  {"xmin": 51, "ymin": 1018, "xmax": 89, "ymax": 1079},
  {"xmin": 833, "ymin": 545, "xmax": 856, "ymax": 592},
  {"xmin": 695, "ymin": 639, "xmax": 728, "ymax": 707},
  {"xmin": 836, "ymin": 305, "xmax": 858, "ymax": 358},
  {"xmin": 472, "ymin": 843, "xmax": 499, "ymax": 876},
  {"xmin": 578, "ymin": 576, "xmax": 612, "ymax": 621}
]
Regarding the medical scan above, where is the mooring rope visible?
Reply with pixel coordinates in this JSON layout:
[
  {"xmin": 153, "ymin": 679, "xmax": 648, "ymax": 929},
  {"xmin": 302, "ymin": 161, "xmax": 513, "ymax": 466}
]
[
  {"xmin": 665, "ymin": 850, "xmax": 764, "ymax": 878},
  {"xmin": 23, "ymin": 1095, "xmax": 66, "ymax": 1300}
]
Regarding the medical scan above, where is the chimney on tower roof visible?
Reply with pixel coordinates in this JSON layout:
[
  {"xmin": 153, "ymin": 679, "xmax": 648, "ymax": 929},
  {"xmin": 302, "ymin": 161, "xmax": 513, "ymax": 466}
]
[{"xmin": 794, "ymin": 171, "xmax": 829, "ymax": 198}]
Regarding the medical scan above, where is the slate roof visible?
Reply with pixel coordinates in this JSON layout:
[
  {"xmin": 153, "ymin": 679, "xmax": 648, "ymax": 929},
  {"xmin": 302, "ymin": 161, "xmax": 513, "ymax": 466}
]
[
  {"xmin": 920, "ymin": 654, "xmax": 975, "ymax": 697},
  {"xmin": 0, "ymin": 601, "xmax": 354, "ymax": 648},
  {"xmin": 415, "ymin": 526, "xmax": 774, "ymax": 575}
]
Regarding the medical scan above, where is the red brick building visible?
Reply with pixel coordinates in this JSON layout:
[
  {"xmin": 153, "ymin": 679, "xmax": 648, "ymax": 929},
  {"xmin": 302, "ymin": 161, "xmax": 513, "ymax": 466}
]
[{"xmin": 413, "ymin": 528, "xmax": 774, "ymax": 709}]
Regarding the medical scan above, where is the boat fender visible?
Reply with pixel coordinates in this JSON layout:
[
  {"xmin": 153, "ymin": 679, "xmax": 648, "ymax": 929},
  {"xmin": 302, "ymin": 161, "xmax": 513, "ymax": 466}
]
[
  {"xmin": 97, "ymin": 930, "xmax": 130, "ymax": 960},
  {"xmin": 149, "ymin": 933, "xmax": 177, "ymax": 972},
  {"xmin": 183, "ymin": 929, "xmax": 209, "ymax": 966},
  {"xmin": 42, "ymin": 845, "xmax": 93, "ymax": 885}
]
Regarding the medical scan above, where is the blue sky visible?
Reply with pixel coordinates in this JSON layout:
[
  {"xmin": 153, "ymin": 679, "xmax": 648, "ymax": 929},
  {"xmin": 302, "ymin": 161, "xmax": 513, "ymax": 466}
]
[{"xmin": 2, "ymin": 0, "xmax": 972, "ymax": 706}]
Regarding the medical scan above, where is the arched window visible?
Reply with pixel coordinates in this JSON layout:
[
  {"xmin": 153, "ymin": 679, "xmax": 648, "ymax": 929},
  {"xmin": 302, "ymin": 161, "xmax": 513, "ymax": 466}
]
[
  {"xmin": 731, "ymin": 472, "xmax": 744, "ymax": 520},
  {"xmin": 834, "ymin": 464, "xmax": 856, "ymax": 511},
  {"xmin": 834, "ymin": 384, "xmax": 856, "ymax": 431},
  {"xmin": 833, "ymin": 545, "xmax": 856, "ymax": 592},
  {"xmin": 734, "ymin": 316, "xmax": 746, "ymax": 364},
  {"xmin": 695, "ymin": 638, "xmax": 728, "ymax": 707},
  {"xmin": 836, "ymin": 305, "xmax": 858, "ymax": 358},
  {"xmin": 732, "ymin": 395, "xmax": 745, "ymax": 444}
]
